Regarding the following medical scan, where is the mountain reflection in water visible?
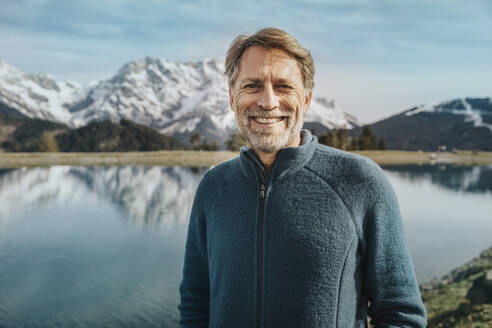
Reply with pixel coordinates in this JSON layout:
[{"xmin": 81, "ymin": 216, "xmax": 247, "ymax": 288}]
[
  {"xmin": 1, "ymin": 164, "xmax": 490, "ymax": 226},
  {"xmin": 382, "ymin": 164, "xmax": 492, "ymax": 283},
  {"xmin": 382, "ymin": 164, "xmax": 492, "ymax": 194},
  {"xmin": 0, "ymin": 166, "xmax": 207, "ymax": 226},
  {"xmin": 0, "ymin": 166, "xmax": 208, "ymax": 328}
]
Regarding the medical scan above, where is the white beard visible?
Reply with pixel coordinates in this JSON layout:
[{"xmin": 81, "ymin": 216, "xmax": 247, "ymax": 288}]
[{"xmin": 234, "ymin": 107, "xmax": 304, "ymax": 153}]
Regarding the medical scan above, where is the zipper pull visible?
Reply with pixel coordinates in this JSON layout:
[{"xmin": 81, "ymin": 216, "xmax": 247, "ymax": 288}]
[{"xmin": 259, "ymin": 184, "xmax": 266, "ymax": 199}]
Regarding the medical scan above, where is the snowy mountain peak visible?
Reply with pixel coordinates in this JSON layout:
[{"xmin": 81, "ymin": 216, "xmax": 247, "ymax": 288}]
[
  {"xmin": 0, "ymin": 60, "xmax": 86, "ymax": 123},
  {"xmin": 116, "ymin": 56, "xmax": 164, "ymax": 77},
  {"xmin": 405, "ymin": 97, "xmax": 492, "ymax": 131},
  {"xmin": 305, "ymin": 97, "xmax": 358, "ymax": 130},
  {"xmin": 0, "ymin": 59, "xmax": 23, "ymax": 76},
  {"xmin": 114, "ymin": 57, "xmax": 224, "ymax": 86},
  {"xmin": 70, "ymin": 56, "xmax": 231, "ymax": 134}
]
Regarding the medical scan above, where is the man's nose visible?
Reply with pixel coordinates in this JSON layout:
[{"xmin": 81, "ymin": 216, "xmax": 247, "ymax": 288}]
[{"xmin": 257, "ymin": 84, "xmax": 279, "ymax": 111}]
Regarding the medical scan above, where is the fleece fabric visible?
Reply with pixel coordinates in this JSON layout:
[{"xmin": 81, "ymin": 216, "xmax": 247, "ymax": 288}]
[{"xmin": 178, "ymin": 130, "xmax": 426, "ymax": 328}]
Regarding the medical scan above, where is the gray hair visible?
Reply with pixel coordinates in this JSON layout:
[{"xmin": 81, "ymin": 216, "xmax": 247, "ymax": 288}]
[{"xmin": 225, "ymin": 27, "xmax": 315, "ymax": 90}]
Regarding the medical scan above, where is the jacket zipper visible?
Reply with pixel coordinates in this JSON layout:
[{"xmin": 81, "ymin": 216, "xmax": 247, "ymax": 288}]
[{"xmin": 257, "ymin": 183, "xmax": 266, "ymax": 328}]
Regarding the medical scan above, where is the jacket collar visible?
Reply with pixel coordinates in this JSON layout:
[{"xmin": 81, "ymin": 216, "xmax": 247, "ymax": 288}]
[{"xmin": 239, "ymin": 129, "xmax": 318, "ymax": 184}]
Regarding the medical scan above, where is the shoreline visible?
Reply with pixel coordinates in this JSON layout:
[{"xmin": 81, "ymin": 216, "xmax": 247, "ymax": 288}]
[
  {"xmin": 1, "ymin": 150, "xmax": 492, "ymax": 168},
  {"xmin": 421, "ymin": 245, "xmax": 492, "ymax": 327}
]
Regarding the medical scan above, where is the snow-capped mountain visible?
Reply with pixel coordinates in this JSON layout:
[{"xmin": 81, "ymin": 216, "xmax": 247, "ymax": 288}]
[
  {"xmin": 0, "ymin": 58, "xmax": 358, "ymax": 146},
  {"xmin": 304, "ymin": 98, "xmax": 358, "ymax": 133},
  {"xmin": 363, "ymin": 97, "xmax": 492, "ymax": 150},
  {"xmin": 0, "ymin": 60, "xmax": 86, "ymax": 124},
  {"xmin": 69, "ymin": 57, "xmax": 238, "ymax": 146},
  {"xmin": 404, "ymin": 98, "xmax": 492, "ymax": 132}
]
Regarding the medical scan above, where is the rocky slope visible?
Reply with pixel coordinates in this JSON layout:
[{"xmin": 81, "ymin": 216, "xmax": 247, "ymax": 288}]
[{"xmin": 422, "ymin": 246, "xmax": 492, "ymax": 327}]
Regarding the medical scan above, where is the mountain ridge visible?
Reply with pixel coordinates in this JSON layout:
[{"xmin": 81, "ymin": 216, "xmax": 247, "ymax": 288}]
[
  {"xmin": 0, "ymin": 58, "xmax": 358, "ymax": 147},
  {"xmin": 355, "ymin": 97, "xmax": 492, "ymax": 151},
  {"xmin": 2, "ymin": 58, "xmax": 491, "ymax": 150}
]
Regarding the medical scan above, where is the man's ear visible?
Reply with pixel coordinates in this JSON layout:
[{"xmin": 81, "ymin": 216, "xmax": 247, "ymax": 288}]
[
  {"xmin": 228, "ymin": 88, "xmax": 235, "ymax": 112},
  {"xmin": 303, "ymin": 90, "xmax": 312, "ymax": 114}
]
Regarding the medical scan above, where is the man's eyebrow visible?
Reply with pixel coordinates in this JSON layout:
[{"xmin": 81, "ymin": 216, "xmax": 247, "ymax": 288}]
[
  {"xmin": 240, "ymin": 78, "xmax": 262, "ymax": 85},
  {"xmin": 240, "ymin": 78, "xmax": 296, "ymax": 85},
  {"xmin": 274, "ymin": 78, "xmax": 296, "ymax": 85}
]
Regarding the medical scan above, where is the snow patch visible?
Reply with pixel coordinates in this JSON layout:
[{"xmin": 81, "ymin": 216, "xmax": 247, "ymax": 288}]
[
  {"xmin": 461, "ymin": 98, "xmax": 492, "ymax": 131},
  {"xmin": 406, "ymin": 98, "xmax": 492, "ymax": 132}
]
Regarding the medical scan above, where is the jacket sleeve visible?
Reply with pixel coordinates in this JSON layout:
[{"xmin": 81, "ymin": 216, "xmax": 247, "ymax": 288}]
[
  {"xmin": 178, "ymin": 174, "xmax": 211, "ymax": 328},
  {"xmin": 363, "ymin": 165, "xmax": 427, "ymax": 328}
]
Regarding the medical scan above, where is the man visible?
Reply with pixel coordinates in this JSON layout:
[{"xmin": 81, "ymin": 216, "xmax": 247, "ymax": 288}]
[{"xmin": 179, "ymin": 28, "xmax": 426, "ymax": 327}]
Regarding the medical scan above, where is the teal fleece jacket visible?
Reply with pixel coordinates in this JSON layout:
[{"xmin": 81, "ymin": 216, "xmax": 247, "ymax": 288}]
[{"xmin": 178, "ymin": 130, "xmax": 426, "ymax": 327}]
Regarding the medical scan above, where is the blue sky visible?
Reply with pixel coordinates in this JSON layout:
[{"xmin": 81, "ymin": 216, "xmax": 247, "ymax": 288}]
[{"xmin": 1, "ymin": 0, "xmax": 491, "ymax": 123}]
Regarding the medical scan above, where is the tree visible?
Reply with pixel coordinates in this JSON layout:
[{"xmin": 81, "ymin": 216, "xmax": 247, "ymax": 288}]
[
  {"xmin": 190, "ymin": 132, "xmax": 201, "ymax": 150},
  {"xmin": 336, "ymin": 129, "xmax": 349, "ymax": 150},
  {"xmin": 349, "ymin": 137, "xmax": 359, "ymax": 151},
  {"xmin": 318, "ymin": 130, "xmax": 337, "ymax": 147},
  {"xmin": 357, "ymin": 126, "xmax": 378, "ymax": 150},
  {"xmin": 315, "ymin": 126, "xmax": 387, "ymax": 151},
  {"xmin": 225, "ymin": 131, "xmax": 246, "ymax": 151},
  {"xmin": 377, "ymin": 138, "xmax": 386, "ymax": 150},
  {"xmin": 199, "ymin": 138, "xmax": 218, "ymax": 151}
]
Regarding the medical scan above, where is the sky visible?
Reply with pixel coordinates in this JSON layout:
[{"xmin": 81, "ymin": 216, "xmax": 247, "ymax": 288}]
[{"xmin": 0, "ymin": 0, "xmax": 491, "ymax": 123}]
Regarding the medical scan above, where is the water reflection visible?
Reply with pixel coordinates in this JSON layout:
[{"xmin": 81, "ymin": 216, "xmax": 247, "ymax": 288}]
[
  {"xmin": 0, "ymin": 164, "xmax": 491, "ymax": 327},
  {"xmin": 0, "ymin": 166, "xmax": 207, "ymax": 226},
  {"xmin": 383, "ymin": 164, "xmax": 492, "ymax": 194},
  {"xmin": 0, "ymin": 166, "xmax": 207, "ymax": 328},
  {"xmin": 383, "ymin": 164, "xmax": 492, "ymax": 283}
]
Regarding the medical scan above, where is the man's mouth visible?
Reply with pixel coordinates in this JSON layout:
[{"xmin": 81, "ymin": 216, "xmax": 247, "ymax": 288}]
[{"xmin": 250, "ymin": 116, "xmax": 287, "ymax": 124}]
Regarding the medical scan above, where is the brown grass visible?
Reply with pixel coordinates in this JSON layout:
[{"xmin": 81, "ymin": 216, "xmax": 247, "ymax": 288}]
[
  {"xmin": 354, "ymin": 150, "xmax": 492, "ymax": 166},
  {"xmin": 0, "ymin": 150, "xmax": 491, "ymax": 168},
  {"xmin": 0, "ymin": 150, "xmax": 238, "ymax": 168}
]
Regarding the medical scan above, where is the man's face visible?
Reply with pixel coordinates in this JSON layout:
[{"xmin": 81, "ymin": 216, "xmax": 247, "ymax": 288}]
[{"xmin": 229, "ymin": 46, "xmax": 312, "ymax": 153}]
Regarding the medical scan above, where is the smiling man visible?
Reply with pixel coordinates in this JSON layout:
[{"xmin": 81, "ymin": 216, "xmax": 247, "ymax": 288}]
[
  {"xmin": 230, "ymin": 45, "xmax": 310, "ymax": 177},
  {"xmin": 179, "ymin": 28, "xmax": 426, "ymax": 327}
]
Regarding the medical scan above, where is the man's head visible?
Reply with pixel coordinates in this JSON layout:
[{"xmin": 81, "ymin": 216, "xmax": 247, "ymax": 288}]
[{"xmin": 225, "ymin": 28, "xmax": 315, "ymax": 154}]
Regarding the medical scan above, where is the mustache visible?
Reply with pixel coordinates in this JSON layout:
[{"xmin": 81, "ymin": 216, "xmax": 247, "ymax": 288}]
[{"xmin": 244, "ymin": 108, "xmax": 293, "ymax": 118}]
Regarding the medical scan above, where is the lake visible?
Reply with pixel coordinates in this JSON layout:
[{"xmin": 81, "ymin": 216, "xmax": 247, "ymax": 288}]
[{"xmin": 0, "ymin": 164, "xmax": 491, "ymax": 327}]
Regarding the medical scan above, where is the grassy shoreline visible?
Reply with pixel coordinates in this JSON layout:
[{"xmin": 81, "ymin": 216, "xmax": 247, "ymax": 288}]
[
  {"xmin": 1, "ymin": 150, "xmax": 492, "ymax": 168},
  {"xmin": 422, "ymin": 246, "xmax": 492, "ymax": 327}
]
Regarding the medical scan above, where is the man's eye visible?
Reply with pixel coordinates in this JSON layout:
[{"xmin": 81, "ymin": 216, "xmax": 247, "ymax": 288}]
[
  {"xmin": 278, "ymin": 84, "xmax": 292, "ymax": 90},
  {"xmin": 244, "ymin": 84, "xmax": 257, "ymax": 89}
]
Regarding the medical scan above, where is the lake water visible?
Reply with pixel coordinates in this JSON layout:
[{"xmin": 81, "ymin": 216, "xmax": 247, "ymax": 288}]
[{"xmin": 0, "ymin": 164, "xmax": 491, "ymax": 327}]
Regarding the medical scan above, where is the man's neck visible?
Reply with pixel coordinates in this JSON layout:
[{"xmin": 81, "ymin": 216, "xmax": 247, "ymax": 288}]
[
  {"xmin": 254, "ymin": 151, "xmax": 277, "ymax": 178},
  {"xmin": 248, "ymin": 133, "xmax": 303, "ymax": 179}
]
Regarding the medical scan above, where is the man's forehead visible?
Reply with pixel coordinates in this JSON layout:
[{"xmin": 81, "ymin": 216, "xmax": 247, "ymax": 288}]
[
  {"xmin": 237, "ymin": 46, "xmax": 302, "ymax": 82},
  {"xmin": 241, "ymin": 46, "xmax": 293, "ymax": 61}
]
